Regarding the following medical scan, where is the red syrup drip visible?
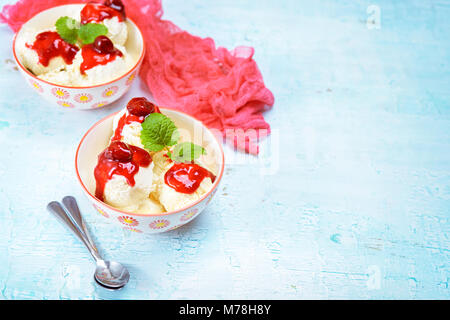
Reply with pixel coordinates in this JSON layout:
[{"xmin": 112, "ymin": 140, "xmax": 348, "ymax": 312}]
[
  {"xmin": 164, "ymin": 162, "xmax": 216, "ymax": 194},
  {"xmin": 112, "ymin": 112, "xmax": 146, "ymax": 141},
  {"xmin": 94, "ymin": 141, "xmax": 152, "ymax": 201},
  {"xmin": 80, "ymin": 2, "xmax": 124, "ymax": 24},
  {"xmin": 25, "ymin": 31, "xmax": 79, "ymax": 67},
  {"xmin": 80, "ymin": 43, "xmax": 123, "ymax": 75}
]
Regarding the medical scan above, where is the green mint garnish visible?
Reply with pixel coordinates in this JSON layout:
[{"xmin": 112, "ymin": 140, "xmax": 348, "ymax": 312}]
[
  {"xmin": 55, "ymin": 16, "xmax": 79, "ymax": 44},
  {"xmin": 168, "ymin": 142, "xmax": 206, "ymax": 162},
  {"xmin": 78, "ymin": 23, "xmax": 108, "ymax": 44},
  {"xmin": 140, "ymin": 113, "xmax": 179, "ymax": 152},
  {"xmin": 140, "ymin": 112, "xmax": 206, "ymax": 162},
  {"xmin": 55, "ymin": 17, "xmax": 108, "ymax": 45}
]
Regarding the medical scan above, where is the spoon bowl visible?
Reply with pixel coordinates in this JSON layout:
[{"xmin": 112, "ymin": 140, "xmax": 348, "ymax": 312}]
[{"xmin": 94, "ymin": 260, "xmax": 130, "ymax": 289}]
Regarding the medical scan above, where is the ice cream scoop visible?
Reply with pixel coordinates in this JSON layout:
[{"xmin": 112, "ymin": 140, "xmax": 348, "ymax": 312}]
[
  {"xmin": 151, "ymin": 151, "xmax": 215, "ymax": 212},
  {"xmin": 103, "ymin": 16, "xmax": 128, "ymax": 46},
  {"xmin": 16, "ymin": 28, "xmax": 77, "ymax": 75},
  {"xmin": 94, "ymin": 141, "xmax": 164, "ymax": 214}
]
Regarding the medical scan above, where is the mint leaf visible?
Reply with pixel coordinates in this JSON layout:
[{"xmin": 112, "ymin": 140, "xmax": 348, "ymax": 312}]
[
  {"xmin": 78, "ymin": 23, "xmax": 108, "ymax": 44},
  {"xmin": 169, "ymin": 142, "xmax": 206, "ymax": 162},
  {"xmin": 140, "ymin": 113, "xmax": 179, "ymax": 152},
  {"xmin": 55, "ymin": 16, "xmax": 79, "ymax": 44}
]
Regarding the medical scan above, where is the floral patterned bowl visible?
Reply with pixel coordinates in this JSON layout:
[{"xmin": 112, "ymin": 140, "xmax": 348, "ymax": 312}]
[
  {"xmin": 12, "ymin": 4, "xmax": 145, "ymax": 110},
  {"xmin": 75, "ymin": 108, "xmax": 225, "ymax": 234}
]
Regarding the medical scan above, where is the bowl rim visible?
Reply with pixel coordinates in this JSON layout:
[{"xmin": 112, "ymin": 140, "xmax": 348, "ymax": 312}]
[
  {"xmin": 12, "ymin": 3, "xmax": 146, "ymax": 89},
  {"xmin": 75, "ymin": 107, "xmax": 225, "ymax": 217}
]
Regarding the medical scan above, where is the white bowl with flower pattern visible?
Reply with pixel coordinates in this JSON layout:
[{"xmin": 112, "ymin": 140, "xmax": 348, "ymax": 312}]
[
  {"xmin": 12, "ymin": 4, "xmax": 144, "ymax": 110},
  {"xmin": 75, "ymin": 108, "xmax": 225, "ymax": 234}
]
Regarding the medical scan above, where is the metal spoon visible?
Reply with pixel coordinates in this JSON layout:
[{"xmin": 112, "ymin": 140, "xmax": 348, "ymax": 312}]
[{"xmin": 47, "ymin": 197, "xmax": 130, "ymax": 289}]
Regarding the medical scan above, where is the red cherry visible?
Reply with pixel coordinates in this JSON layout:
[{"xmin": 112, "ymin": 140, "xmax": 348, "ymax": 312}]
[
  {"xmin": 104, "ymin": 141, "xmax": 132, "ymax": 162},
  {"xmin": 93, "ymin": 35, "xmax": 114, "ymax": 54},
  {"xmin": 104, "ymin": 0, "xmax": 126, "ymax": 17},
  {"xmin": 126, "ymin": 97, "xmax": 156, "ymax": 117}
]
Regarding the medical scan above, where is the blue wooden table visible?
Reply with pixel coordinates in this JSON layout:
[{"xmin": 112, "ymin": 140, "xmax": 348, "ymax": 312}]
[{"xmin": 0, "ymin": 0, "xmax": 448, "ymax": 299}]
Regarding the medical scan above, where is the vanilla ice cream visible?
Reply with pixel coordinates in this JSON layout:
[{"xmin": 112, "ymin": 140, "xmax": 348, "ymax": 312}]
[
  {"xmin": 111, "ymin": 108, "xmax": 145, "ymax": 148},
  {"xmin": 103, "ymin": 161, "xmax": 164, "ymax": 214},
  {"xmin": 150, "ymin": 151, "xmax": 214, "ymax": 212},
  {"xmin": 102, "ymin": 16, "xmax": 128, "ymax": 46},
  {"xmin": 80, "ymin": 50, "xmax": 130, "ymax": 86},
  {"xmin": 16, "ymin": 28, "xmax": 69, "ymax": 75}
]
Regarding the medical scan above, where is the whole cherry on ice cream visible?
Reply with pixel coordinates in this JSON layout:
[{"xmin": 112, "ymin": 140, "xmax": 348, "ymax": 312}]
[
  {"xmin": 80, "ymin": 36, "xmax": 123, "ymax": 74},
  {"xmin": 112, "ymin": 98, "xmax": 160, "ymax": 141},
  {"xmin": 126, "ymin": 97, "xmax": 157, "ymax": 117},
  {"xmin": 94, "ymin": 140, "xmax": 152, "ymax": 201},
  {"xmin": 104, "ymin": 0, "xmax": 126, "ymax": 18},
  {"xmin": 93, "ymin": 35, "xmax": 115, "ymax": 54},
  {"xmin": 104, "ymin": 141, "xmax": 133, "ymax": 162}
]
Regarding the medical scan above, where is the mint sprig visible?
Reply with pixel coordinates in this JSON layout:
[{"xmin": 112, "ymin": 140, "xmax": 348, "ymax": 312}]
[
  {"xmin": 140, "ymin": 112, "xmax": 206, "ymax": 162},
  {"xmin": 55, "ymin": 16, "xmax": 79, "ymax": 44},
  {"xmin": 140, "ymin": 113, "xmax": 179, "ymax": 152},
  {"xmin": 55, "ymin": 16, "xmax": 108, "ymax": 45},
  {"xmin": 78, "ymin": 23, "xmax": 108, "ymax": 44},
  {"xmin": 167, "ymin": 142, "xmax": 206, "ymax": 162}
]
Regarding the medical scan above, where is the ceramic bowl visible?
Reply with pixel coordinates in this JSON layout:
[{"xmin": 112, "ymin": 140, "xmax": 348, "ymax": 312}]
[
  {"xmin": 75, "ymin": 108, "xmax": 225, "ymax": 234},
  {"xmin": 12, "ymin": 4, "xmax": 145, "ymax": 110}
]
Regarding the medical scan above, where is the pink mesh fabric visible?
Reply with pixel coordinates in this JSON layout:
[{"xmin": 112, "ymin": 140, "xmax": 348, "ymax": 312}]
[{"xmin": 1, "ymin": 0, "xmax": 274, "ymax": 154}]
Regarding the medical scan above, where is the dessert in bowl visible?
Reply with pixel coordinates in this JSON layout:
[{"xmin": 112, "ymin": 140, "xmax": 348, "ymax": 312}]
[
  {"xmin": 76, "ymin": 97, "xmax": 225, "ymax": 234},
  {"xmin": 13, "ymin": 1, "xmax": 144, "ymax": 110}
]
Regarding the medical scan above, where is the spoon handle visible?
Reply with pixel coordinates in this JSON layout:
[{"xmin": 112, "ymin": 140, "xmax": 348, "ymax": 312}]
[
  {"xmin": 62, "ymin": 196, "xmax": 96, "ymax": 248},
  {"xmin": 47, "ymin": 201, "xmax": 102, "ymax": 261}
]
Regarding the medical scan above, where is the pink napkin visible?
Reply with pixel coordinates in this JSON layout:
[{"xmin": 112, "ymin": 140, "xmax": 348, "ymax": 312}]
[{"xmin": 1, "ymin": 0, "xmax": 274, "ymax": 154}]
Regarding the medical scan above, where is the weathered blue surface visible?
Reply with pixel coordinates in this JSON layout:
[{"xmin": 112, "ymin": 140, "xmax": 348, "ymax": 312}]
[{"xmin": 0, "ymin": 0, "xmax": 448, "ymax": 299}]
